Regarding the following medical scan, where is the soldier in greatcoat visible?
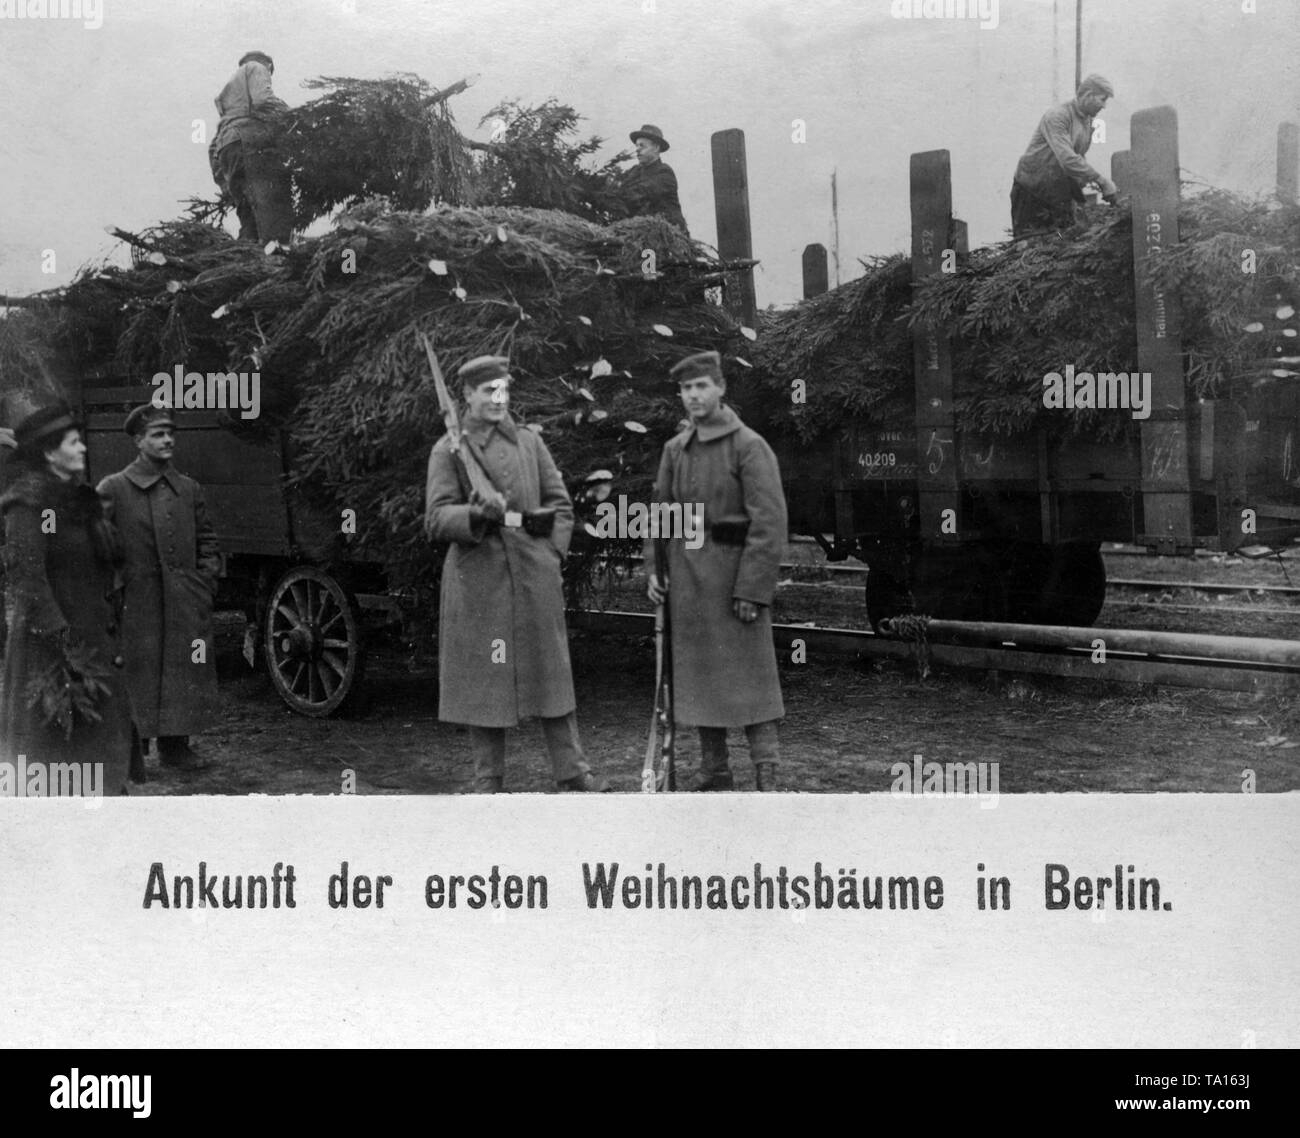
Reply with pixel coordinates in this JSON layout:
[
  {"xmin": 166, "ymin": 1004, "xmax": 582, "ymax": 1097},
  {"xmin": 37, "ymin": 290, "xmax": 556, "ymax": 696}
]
[
  {"xmin": 97, "ymin": 406, "xmax": 220, "ymax": 770},
  {"xmin": 646, "ymin": 352, "xmax": 788, "ymax": 791},
  {"xmin": 424, "ymin": 356, "xmax": 608, "ymax": 793}
]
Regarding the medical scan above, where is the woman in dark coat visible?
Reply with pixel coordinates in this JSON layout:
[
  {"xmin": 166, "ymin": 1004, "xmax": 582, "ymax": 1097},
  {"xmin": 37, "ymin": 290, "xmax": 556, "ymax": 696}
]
[{"xmin": 0, "ymin": 404, "xmax": 133, "ymax": 795}]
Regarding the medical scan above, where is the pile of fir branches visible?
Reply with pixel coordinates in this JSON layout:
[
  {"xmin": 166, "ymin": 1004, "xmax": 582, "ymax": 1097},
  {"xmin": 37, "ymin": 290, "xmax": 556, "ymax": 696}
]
[
  {"xmin": 752, "ymin": 193, "xmax": 1300, "ymax": 444},
  {"xmin": 0, "ymin": 205, "xmax": 744, "ymax": 598}
]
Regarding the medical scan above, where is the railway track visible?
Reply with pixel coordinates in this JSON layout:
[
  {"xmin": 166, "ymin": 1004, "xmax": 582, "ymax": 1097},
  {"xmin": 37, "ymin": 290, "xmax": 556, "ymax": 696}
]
[
  {"xmin": 569, "ymin": 609, "xmax": 1300, "ymax": 694},
  {"xmin": 778, "ymin": 560, "xmax": 1300, "ymax": 596}
]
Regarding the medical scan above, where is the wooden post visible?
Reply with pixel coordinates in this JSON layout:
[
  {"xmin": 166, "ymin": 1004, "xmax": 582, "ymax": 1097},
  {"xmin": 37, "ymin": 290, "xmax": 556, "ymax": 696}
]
[
  {"xmin": 1111, "ymin": 149, "xmax": 1133, "ymax": 194},
  {"xmin": 1279, "ymin": 122, "xmax": 1299, "ymax": 205},
  {"xmin": 802, "ymin": 243, "xmax": 829, "ymax": 299},
  {"xmin": 710, "ymin": 129, "xmax": 757, "ymax": 327},
  {"xmin": 910, "ymin": 150, "xmax": 959, "ymax": 546},
  {"xmin": 1130, "ymin": 106, "xmax": 1192, "ymax": 555}
]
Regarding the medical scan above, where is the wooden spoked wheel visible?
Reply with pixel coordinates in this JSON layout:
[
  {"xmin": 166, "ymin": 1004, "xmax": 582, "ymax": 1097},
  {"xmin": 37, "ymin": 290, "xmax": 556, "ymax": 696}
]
[{"xmin": 263, "ymin": 566, "xmax": 365, "ymax": 716}]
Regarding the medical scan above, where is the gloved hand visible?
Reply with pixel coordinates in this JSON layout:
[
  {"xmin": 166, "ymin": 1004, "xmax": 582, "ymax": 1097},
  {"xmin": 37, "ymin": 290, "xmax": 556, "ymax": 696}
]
[
  {"xmin": 468, "ymin": 489, "xmax": 506, "ymax": 526},
  {"xmin": 1098, "ymin": 177, "xmax": 1119, "ymax": 205}
]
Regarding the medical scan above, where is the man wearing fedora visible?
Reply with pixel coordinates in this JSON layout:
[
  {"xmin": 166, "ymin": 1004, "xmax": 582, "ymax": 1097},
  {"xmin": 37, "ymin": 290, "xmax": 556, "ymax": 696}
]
[
  {"xmin": 424, "ymin": 355, "xmax": 608, "ymax": 793},
  {"xmin": 97, "ymin": 406, "xmax": 221, "ymax": 771},
  {"xmin": 617, "ymin": 124, "xmax": 689, "ymax": 234},
  {"xmin": 210, "ymin": 50, "xmax": 294, "ymax": 248},
  {"xmin": 646, "ymin": 351, "xmax": 788, "ymax": 791}
]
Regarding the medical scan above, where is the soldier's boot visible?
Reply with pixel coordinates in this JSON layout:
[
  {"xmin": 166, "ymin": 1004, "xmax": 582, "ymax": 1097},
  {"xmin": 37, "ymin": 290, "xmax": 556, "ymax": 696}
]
[
  {"xmin": 686, "ymin": 727, "xmax": 734, "ymax": 791},
  {"xmin": 746, "ymin": 720, "xmax": 780, "ymax": 793},
  {"xmin": 474, "ymin": 776, "xmax": 503, "ymax": 794}
]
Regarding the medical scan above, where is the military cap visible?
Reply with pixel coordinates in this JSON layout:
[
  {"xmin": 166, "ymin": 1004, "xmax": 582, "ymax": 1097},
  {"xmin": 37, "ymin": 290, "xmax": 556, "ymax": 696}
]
[
  {"xmin": 670, "ymin": 351, "xmax": 723, "ymax": 384},
  {"xmin": 124, "ymin": 404, "xmax": 177, "ymax": 437},
  {"xmin": 630, "ymin": 124, "xmax": 670, "ymax": 152},
  {"xmin": 13, "ymin": 401, "xmax": 81, "ymax": 451},
  {"xmin": 458, "ymin": 356, "xmax": 511, "ymax": 388},
  {"xmin": 239, "ymin": 51, "xmax": 274, "ymax": 69}
]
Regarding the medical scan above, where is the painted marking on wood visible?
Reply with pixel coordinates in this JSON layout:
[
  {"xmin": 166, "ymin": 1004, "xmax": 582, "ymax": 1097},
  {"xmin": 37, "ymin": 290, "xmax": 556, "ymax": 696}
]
[
  {"xmin": 910, "ymin": 149, "xmax": 959, "ymax": 541},
  {"xmin": 1130, "ymin": 106, "xmax": 1192, "ymax": 550}
]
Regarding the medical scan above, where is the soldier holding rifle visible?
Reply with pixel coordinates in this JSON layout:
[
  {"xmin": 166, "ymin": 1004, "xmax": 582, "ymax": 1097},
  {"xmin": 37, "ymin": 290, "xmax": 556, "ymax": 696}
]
[
  {"xmin": 424, "ymin": 352, "xmax": 608, "ymax": 793},
  {"xmin": 646, "ymin": 352, "xmax": 787, "ymax": 792}
]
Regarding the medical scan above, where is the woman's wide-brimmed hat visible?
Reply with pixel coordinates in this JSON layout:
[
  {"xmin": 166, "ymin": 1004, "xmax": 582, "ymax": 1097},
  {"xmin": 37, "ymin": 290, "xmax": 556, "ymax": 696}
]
[
  {"xmin": 629, "ymin": 123, "xmax": 670, "ymax": 151},
  {"xmin": 12, "ymin": 401, "xmax": 82, "ymax": 453}
]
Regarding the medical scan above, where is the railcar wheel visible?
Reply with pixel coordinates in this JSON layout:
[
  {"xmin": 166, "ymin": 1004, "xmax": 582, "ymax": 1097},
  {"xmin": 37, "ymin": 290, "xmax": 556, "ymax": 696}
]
[{"xmin": 263, "ymin": 566, "xmax": 366, "ymax": 716}]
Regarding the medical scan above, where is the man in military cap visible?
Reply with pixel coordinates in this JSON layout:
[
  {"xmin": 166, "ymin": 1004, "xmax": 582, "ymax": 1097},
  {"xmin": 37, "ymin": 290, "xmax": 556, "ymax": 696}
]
[
  {"xmin": 425, "ymin": 356, "xmax": 608, "ymax": 793},
  {"xmin": 646, "ymin": 351, "xmax": 788, "ymax": 791},
  {"xmin": 1011, "ymin": 74, "xmax": 1118, "ymax": 237},
  {"xmin": 97, "ymin": 406, "xmax": 221, "ymax": 770},
  {"xmin": 616, "ymin": 124, "xmax": 689, "ymax": 234},
  {"xmin": 209, "ymin": 50, "xmax": 294, "ymax": 248}
]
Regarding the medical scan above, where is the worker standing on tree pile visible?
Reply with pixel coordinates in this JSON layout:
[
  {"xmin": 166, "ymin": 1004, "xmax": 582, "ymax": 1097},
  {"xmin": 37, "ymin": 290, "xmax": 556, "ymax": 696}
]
[
  {"xmin": 646, "ymin": 352, "xmax": 788, "ymax": 792},
  {"xmin": 209, "ymin": 50, "xmax": 294, "ymax": 248},
  {"xmin": 617, "ymin": 124, "xmax": 689, "ymax": 234},
  {"xmin": 1010, "ymin": 73, "xmax": 1118, "ymax": 237},
  {"xmin": 424, "ymin": 356, "xmax": 609, "ymax": 794},
  {"xmin": 97, "ymin": 407, "xmax": 221, "ymax": 773}
]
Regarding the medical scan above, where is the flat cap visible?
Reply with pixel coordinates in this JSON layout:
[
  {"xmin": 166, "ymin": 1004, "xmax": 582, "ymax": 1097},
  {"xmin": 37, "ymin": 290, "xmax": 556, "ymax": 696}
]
[
  {"xmin": 13, "ymin": 402, "xmax": 81, "ymax": 451},
  {"xmin": 239, "ymin": 51, "xmax": 274, "ymax": 69},
  {"xmin": 457, "ymin": 355, "xmax": 511, "ymax": 387},
  {"xmin": 1077, "ymin": 73, "xmax": 1114, "ymax": 97},
  {"xmin": 670, "ymin": 351, "xmax": 723, "ymax": 384},
  {"xmin": 124, "ymin": 404, "xmax": 177, "ymax": 436}
]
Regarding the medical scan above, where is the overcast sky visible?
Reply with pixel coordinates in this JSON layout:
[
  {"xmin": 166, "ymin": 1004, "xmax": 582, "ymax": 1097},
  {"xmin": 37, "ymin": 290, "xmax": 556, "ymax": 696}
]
[{"xmin": 0, "ymin": 0, "xmax": 1296, "ymax": 306}]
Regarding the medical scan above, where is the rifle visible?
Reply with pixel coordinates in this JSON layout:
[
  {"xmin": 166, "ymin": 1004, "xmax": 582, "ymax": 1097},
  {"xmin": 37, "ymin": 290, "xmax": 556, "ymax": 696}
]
[
  {"xmin": 420, "ymin": 334, "xmax": 507, "ymax": 513},
  {"xmin": 641, "ymin": 535, "xmax": 675, "ymax": 792}
]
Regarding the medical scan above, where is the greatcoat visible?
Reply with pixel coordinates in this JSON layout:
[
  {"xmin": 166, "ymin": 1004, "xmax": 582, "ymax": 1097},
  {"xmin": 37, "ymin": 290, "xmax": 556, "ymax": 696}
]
[
  {"xmin": 424, "ymin": 415, "xmax": 577, "ymax": 728},
  {"xmin": 0, "ymin": 469, "xmax": 133, "ymax": 792},
  {"xmin": 646, "ymin": 406, "xmax": 787, "ymax": 728},
  {"xmin": 96, "ymin": 456, "xmax": 220, "ymax": 738}
]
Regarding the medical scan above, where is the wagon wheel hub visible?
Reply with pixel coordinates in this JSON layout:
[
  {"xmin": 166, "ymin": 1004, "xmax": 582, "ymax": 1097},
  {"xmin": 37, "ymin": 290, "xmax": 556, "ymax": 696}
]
[{"xmin": 281, "ymin": 623, "xmax": 320, "ymax": 660}]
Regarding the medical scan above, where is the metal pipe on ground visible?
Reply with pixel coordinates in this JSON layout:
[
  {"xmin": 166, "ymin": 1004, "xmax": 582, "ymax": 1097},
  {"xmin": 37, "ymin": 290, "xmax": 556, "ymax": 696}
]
[{"xmin": 878, "ymin": 617, "xmax": 1300, "ymax": 667}]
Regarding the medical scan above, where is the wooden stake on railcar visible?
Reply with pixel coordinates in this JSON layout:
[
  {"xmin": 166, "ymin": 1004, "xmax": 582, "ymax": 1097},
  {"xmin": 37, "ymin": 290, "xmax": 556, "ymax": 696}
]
[
  {"xmin": 909, "ymin": 150, "xmax": 960, "ymax": 548},
  {"xmin": 1129, "ymin": 106, "xmax": 1193, "ymax": 556},
  {"xmin": 1279, "ymin": 123, "xmax": 1299, "ymax": 206},
  {"xmin": 710, "ymin": 129, "xmax": 757, "ymax": 328},
  {"xmin": 1110, "ymin": 150, "xmax": 1132, "ymax": 195},
  {"xmin": 802, "ymin": 243, "xmax": 829, "ymax": 299}
]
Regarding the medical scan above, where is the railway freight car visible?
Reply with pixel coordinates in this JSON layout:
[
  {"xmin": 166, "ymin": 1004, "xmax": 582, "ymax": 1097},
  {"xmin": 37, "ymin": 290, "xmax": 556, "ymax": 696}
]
[{"xmin": 771, "ymin": 107, "xmax": 1300, "ymax": 629}]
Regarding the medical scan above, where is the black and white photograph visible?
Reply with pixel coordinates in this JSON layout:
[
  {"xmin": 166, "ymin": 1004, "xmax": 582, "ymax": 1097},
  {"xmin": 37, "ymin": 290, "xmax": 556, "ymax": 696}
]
[{"xmin": 0, "ymin": 0, "xmax": 1297, "ymax": 1075}]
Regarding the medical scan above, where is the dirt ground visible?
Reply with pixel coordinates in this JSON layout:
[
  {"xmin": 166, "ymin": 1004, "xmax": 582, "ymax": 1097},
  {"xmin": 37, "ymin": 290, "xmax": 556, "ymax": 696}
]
[{"xmin": 132, "ymin": 547, "xmax": 1300, "ymax": 796}]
